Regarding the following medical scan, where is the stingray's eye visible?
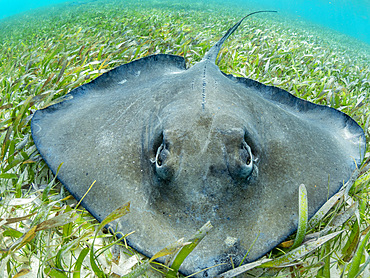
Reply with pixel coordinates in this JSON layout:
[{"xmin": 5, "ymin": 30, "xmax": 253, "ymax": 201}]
[
  {"xmin": 156, "ymin": 144, "xmax": 169, "ymax": 167},
  {"xmin": 239, "ymin": 142, "xmax": 254, "ymax": 177},
  {"xmin": 241, "ymin": 142, "xmax": 253, "ymax": 167},
  {"xmin": 225, "ymin": 130, "xmax": 259, "ymax": 182},
  {"xmin": 226, "ymin": 139, "xmax": 256, "ymax": 181},
  {"xmin": 155, "ymin": 143, "xmax": 173, "ymax": 180}
]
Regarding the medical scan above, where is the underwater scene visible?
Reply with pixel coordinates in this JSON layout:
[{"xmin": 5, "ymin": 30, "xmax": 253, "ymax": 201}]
[{"xmin": 0, "ymin": 0, "xmax": 369, "ymax": 277}]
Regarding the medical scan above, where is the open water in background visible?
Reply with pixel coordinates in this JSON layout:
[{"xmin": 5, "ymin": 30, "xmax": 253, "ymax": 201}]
[{"xmin": 0, "ymin": 0, "xmax": 369, "ymax": 45}]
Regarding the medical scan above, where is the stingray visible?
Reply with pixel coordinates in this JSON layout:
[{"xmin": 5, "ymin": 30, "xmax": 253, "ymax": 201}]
[{"xmin": 31, "ymin": 11, "xmax": 365, "ymax": 277}]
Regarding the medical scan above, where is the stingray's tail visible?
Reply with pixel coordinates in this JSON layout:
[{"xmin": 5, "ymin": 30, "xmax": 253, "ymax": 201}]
[{"xmin": 202, "ymin": 10, "xmax": 277, "ymax": 63}]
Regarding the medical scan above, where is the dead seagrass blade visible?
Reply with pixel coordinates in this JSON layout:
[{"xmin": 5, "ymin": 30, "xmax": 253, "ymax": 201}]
[{"xmin": 31, "ymin": 11, "xmax": 366, "ymax": 277}]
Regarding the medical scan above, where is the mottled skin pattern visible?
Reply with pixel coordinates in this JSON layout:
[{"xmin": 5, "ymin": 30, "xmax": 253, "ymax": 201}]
[{"xmin": 31, "ymin": 13, "xmax": 365, "ymax": 277}]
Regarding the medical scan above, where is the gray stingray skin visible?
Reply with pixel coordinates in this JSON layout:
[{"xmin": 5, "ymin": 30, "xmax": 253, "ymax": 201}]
[{"xmin": 31, "ymin": 13, "xmax": 366, "ymax": 277}]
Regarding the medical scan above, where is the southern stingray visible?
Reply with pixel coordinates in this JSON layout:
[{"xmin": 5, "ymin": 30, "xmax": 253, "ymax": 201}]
[{"xmin": 31, "ymin": 11, "xmax": 365, "ymax": 277}]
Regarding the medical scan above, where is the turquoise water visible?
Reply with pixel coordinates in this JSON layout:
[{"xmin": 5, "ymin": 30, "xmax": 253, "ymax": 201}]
[
  {"xmin": 239, "ymin": 0, "xmax": 370, "ymax": 46},
  {"xmin": 0, "ymin": 0, "xmax": 369, "ymax": 45},
  {"xmin": 0, "ymin": 0, "xmax": 67, "ymax": 19}
]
